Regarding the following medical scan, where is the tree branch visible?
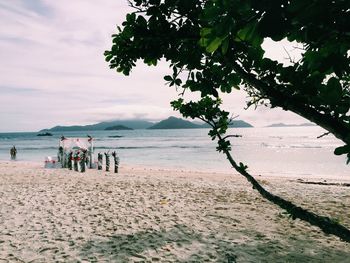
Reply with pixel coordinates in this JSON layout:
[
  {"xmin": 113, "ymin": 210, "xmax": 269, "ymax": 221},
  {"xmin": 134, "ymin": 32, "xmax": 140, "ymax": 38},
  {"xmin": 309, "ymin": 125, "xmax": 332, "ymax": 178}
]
[
  {"xmin": 215, "ymin": 133, "xmax": 350, "ymax": 242},
  {"xmin": 317, "ymin": 132, "xmax": 331, "ymax": 139},
  {"xmin": 230, "ymin": 61, "xmax": 350, "ymax": 146},
  {"xmin": 222, "ymin": 135, "xmax": 242, "ymax": 140}
]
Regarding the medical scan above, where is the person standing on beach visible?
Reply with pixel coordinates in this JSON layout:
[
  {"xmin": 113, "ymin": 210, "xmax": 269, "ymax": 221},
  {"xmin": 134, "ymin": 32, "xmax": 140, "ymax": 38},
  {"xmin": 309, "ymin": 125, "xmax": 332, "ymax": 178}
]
[{"xmin": 10, "ymin": 146, "xmax": 17, "ymax": 160}]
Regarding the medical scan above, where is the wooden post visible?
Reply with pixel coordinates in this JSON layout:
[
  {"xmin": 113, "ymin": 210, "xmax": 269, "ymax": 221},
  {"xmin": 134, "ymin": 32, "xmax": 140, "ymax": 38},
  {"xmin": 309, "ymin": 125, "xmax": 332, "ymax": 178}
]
[
  {"xmin": 59, "ymin": 136, "xmax": 66, "ymax": 168},
  {"xmin": 58, "ymin": 146, "xmax": 64, "ymax": 168},
  {"xmin": 63, "ymin": 151, "xmax": 70, "ymax": 168},
  {"xmin": 73, "ymin": 151, "xmax": 79, "ymax": 172},
  {"xmin": 105, "ymin": 152, "xmax": 110, "ymax": 172},
  {"xmin": 80, "ymin": 150, "xmax": 86, "ymax": 173},
  {"xmin": 97, "ymin": 153, "xmax": 103, "ymax": 170},
  {"xmin": 112, "ymin": 151, "xmax": 119, "ymax": 173},
  {"xmin": 68, "ymin": 152, "xmax": 73, "ymax": 170},
  {"xmin": 89, "ymin": 136, "xmax": 93, "ymax": 169},
  {"xmin": 85, "ymin": 155, "xmax": 89, "ymax": 168}
]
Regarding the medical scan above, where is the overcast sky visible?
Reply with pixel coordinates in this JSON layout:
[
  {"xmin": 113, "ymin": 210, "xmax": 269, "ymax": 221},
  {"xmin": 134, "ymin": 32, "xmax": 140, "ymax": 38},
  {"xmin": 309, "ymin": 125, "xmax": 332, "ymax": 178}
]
[{"xmin": 0, "ymin": 0, "xmax": 307, "ymax": 132}]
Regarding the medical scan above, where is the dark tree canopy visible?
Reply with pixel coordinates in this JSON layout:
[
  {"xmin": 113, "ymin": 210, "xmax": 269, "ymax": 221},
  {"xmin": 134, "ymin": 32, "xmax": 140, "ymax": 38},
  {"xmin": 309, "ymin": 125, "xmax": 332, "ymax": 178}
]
[
  {"xmin": 105, "ymin": 0, "xmax": 350, "ymax": 163},
  {"xmin": 105, "ymin": 0, "xmax": 350, "ymax": 242}
]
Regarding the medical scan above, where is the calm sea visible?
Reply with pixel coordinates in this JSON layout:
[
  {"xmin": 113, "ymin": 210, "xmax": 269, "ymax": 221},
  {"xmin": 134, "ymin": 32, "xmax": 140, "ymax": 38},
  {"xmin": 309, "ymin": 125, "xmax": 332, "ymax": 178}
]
[{"xmin": 0, "ymin": 127, "xmax": 348, "ymax": 177}]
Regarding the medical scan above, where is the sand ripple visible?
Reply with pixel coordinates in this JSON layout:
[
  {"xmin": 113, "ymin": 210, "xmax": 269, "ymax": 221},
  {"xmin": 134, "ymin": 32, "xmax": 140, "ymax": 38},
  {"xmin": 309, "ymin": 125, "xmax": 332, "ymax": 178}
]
[{"xmin": 0, "ymin": 161, "xmax": 349, "ymax": 262}]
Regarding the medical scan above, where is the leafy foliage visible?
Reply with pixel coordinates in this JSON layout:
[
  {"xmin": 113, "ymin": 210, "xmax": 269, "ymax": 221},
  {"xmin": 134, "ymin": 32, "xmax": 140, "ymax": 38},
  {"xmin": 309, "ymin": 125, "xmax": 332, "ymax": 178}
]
[
  {"xmin": 105, "ymin": 0, "xmax": 350, "ymax": 242},
  {"xmin": 105, "ymin": 0, "xmax": 350, "ymax": 162}
]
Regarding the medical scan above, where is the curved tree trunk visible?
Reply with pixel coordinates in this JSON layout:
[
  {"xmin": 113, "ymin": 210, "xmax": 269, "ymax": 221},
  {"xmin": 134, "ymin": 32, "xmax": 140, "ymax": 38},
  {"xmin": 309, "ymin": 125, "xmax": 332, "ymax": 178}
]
[
  {"xmin": 231, "ymin": 61, "xmax": 350, "ymax": 146},
  {"xmin": 220, "ymin": 139, "xmax": 350, "ymax": 242}
]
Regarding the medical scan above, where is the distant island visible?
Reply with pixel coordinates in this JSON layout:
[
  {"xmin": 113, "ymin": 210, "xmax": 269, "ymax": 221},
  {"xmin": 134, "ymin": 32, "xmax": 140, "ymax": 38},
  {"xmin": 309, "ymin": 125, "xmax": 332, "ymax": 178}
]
[
  {"xmin": 41, "ymin": 117, "xmax": 253, "ymax": 132},
  {"xmin": 229, "ymin": 120, "xmax": 254, "ymax": 128},
  {"xmin": 40, "ymin": 120, "xmax": 154, "ymax": 132},
  {"xmin": 148, "ymin": 117, "xmax": 253, "ymax": 129},
  {"xmin": 104, "ymin": 125, "xmax": 133, "ymax": 131},
  {"xmin": 148, "ymin": 117, "xmax": 200, "ymax": 129},
  {"xmin": 108, "ymin": 135, "xmax": 124, "ymax": 138},
  {"xmin": 200, "ymin": 119, "xmax": 253, "ymax": 128},
  {"xmin": 266, "ymin": 122, "xmax": 316, "ymax": 128},
  {"xmin": 37, "ymin": 132, "xmax": 53, "ymax": 136}
]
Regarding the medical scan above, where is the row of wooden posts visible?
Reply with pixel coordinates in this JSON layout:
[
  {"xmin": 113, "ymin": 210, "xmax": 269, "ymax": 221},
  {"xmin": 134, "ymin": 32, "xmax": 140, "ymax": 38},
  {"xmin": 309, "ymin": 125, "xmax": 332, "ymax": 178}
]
[
  {"xmin": 61, "ymin": 150, "xmax": 119, "ymax": 173},
  {"xmin": 97, "ymin": 152, "xmax": 120, "ymax": 173}
]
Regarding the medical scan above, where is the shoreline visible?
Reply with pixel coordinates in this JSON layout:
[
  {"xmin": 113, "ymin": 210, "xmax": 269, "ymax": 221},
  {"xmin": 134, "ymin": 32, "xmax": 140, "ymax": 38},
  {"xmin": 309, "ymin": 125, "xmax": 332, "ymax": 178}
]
[
  {"xmin": 2, "ymin": 159, "xmax": 349, "ymax": 182},
  {"xmin": 0, "ymin": 161, "xmax": 349, "ymax": 261}
]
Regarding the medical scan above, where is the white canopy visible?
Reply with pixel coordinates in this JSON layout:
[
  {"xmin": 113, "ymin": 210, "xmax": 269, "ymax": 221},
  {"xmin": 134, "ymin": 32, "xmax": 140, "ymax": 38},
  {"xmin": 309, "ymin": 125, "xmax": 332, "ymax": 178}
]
[
  {"xmin": 58, "ymin": 136, "xmax": 94, "ymax": 169},
  {"xmin": 59, "ymin": 137, "xmax": 93, "ymax": 151}
]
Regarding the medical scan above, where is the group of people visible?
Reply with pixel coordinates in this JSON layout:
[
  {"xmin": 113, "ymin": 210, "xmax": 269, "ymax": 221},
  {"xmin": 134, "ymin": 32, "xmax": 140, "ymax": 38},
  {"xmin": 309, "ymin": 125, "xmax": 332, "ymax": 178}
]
[{"xmin": 10, "ymin": 146, "xmax": 17, "ymax": 160}]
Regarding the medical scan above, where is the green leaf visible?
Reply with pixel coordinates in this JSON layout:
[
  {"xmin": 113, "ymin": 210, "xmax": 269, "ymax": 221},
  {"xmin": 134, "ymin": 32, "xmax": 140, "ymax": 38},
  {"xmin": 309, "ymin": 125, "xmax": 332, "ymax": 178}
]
[
  {"xmin": 126, "ymin": 13, "xmax": 136, "ymax": 23},
  {"xmin": 236, "ymin": 23, "xmax": 256, "ymax": 41},
  {"xmin": 334, "ymin": 145, "xmax": 350, "ymax": 155},
  {"xmin": 206, "ymin": 37, "xmax": 223, "ymax": 53},
  {"xmin": 203, "ymin": 6, "xmax": 221, "ymax": 20},
  {"xmin": 199, "ymin": 37, "xmax": 209, "ymax": 47},
  {"xmin": 221, "ymin": 38, "xmax": 229, "ymax": 54},
  {"xmin": 164, "ymin": 75, "xmax": 173, "ymax": 82},
  {"xmin": 105, "ymin": 53, "xmax": 113, "ymax": 62},
  {"xmin": 175, "ymin": 78, "xmax": 182, "ymax": 86},
  {"xmin": 327, "ymin": 77, "xmax": 342, "ymax": 96},
  {"xmin": 227, "ymin": 74, "xmax": 241, "ymax": 86},
  {"xmin": 200, "ymin": 28, "xmax": 212, "ymax": 37},
  {"xmin": 136, "ymin": 15, "xmax": 147, "ymax": 27},
  {"xmin": 319, "ymin": 77, "xmax": 343, "ymax": 104}
]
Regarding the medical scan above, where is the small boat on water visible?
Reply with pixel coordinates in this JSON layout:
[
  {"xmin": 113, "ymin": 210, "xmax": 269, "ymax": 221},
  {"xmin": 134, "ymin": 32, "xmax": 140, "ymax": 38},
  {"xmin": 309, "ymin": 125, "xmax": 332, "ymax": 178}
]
[{"xmin": 37, "ymin": 132, "xmax": 53, "ymax": 136}]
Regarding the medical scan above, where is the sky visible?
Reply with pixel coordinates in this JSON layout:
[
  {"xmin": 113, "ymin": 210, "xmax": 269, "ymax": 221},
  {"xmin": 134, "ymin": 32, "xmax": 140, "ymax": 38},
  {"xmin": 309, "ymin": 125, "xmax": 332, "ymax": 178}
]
[{"xmin": 0, "ymin": 0, "xmax": 307, "ymax": 132}]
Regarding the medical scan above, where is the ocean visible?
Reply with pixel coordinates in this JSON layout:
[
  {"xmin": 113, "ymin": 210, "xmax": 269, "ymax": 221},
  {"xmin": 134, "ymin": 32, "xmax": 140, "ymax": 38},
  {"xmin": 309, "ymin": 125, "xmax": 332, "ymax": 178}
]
[{"xmin": 0, "ymin": 127, "xmax": 348, "ymax": 178}]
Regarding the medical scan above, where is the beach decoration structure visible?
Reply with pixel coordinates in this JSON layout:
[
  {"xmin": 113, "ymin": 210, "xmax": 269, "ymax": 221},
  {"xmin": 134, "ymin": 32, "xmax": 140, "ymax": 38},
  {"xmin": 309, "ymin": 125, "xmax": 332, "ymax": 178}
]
[
  {"xmin": 112, "ymin": 151, "xmax": 119, "ymax": 173},
  {"xmin": 44, "ymin": 156, "xmax": 59, "ymax": 168},
  {"xmin": 68, "ymin": 152, "xmax": 73, "ymax": 170},
  {"xmin": 56, "ymin": 136, "xmax": 119, "ymax": 173},
  {"xmin": 58, "ymin": 136, "xmax": 94, "ymax": 171},
  {"xmin": 73, "ymin": 152, "xmax": 79, "ymax": 171},
  {"xmin": 97, "ymin": 153, "xmax": 103, "ymax": 170},
  {"xmin": 104, "ymin": 152, "xmax": 110, "ymax": 172},
  {"xmin": 79, "ymin": 150, "xmax": 87, "ymax": 173}
]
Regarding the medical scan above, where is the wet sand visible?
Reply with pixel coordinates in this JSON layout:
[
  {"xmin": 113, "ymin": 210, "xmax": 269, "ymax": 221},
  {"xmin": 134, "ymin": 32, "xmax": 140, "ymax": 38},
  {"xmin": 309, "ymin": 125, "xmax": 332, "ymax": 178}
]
[{"xmin": 0, "ymin": 161, "xmax": 349, "ymax": 262}]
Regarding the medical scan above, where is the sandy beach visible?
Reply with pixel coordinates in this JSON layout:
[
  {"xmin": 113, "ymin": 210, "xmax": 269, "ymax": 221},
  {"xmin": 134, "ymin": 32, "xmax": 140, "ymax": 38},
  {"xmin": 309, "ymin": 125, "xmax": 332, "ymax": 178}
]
[{"xmin": 0, "ymin": 161, "xmax": 349, "ymax": 262}]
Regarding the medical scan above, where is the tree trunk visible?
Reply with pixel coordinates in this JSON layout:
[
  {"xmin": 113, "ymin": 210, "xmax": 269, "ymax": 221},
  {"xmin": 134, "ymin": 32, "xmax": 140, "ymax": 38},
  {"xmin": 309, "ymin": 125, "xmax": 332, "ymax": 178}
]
[{"xmin": 222, "ymin": 143, "xmax": 350, "ymax": 242}]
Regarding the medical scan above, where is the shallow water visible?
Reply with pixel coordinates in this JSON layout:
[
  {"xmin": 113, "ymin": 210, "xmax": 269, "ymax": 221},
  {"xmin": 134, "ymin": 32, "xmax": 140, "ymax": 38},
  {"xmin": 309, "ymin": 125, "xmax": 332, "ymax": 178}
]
[{"xmin": 0, "ymin": 127, "xmax": 348, "ymax": 177}]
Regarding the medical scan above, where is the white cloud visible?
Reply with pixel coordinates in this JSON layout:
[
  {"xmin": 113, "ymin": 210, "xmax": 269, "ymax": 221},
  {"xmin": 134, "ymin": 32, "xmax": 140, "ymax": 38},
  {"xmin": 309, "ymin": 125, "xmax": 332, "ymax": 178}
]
[{"xmin": 0, "ymin": 0, "xmax": 307, "ymax": 132}]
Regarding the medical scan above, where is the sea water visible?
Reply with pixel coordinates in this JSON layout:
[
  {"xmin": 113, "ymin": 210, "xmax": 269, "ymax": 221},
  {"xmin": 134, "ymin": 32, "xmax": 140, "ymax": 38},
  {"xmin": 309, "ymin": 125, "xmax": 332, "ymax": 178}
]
[{"xmin": 0, "ymin": 127, "xmax": 348, "ymax": 177}]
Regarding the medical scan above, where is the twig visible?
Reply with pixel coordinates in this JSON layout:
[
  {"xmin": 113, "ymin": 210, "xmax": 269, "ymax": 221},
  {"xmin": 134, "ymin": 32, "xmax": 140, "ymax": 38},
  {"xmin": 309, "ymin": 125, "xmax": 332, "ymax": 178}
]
[
  {"xmin": 317, "ymin": 132, "xmax": 330, "ymax": 139},
  {"xmin": 222, "ymin": 135, "xmax": 242, "ymax": 140},
  {"xmin": 298, "ymin": 181, "xmax": 350, "ymax": 187},
  {"xmin": 283, "ymin": 46, "xmax": 294, "ymax": 64}
]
